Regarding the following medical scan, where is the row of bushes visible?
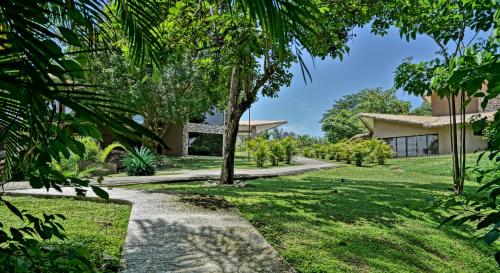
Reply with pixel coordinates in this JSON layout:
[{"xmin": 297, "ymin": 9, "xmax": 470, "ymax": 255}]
[
  {"xmin": 245, "ymin": 136, "xmax": 298, "ymax": 167},
  {"xmin": 303, "ymin": 139, "xmax": 394, "ymax": 166}
]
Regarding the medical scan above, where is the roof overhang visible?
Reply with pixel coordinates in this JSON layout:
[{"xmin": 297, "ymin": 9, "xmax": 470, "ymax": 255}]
[
  {"xmin": 238, "ymin": 120, "xmax": 288, "ymax": 135},
  {"xmin": 358, "ymin": 115, "xmax": 375, "ymax": 132},
  {"xmin": 357, "ymin": 111, "xmax": 496, "ymax": 129}
]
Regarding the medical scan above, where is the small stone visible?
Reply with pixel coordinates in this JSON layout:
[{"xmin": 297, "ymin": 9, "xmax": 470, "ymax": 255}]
[{"xmin": 203, "ymin": 181, "xmax": 217, "ymax": 187}]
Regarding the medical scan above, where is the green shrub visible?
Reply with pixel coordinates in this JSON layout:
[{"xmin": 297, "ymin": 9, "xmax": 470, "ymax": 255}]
[
  {"xmin": 352, "ymin": 141, "xmax": 370, "ymax": 166},
  {"xmin": 313, "ymin": 144, "xmax": 326, "ymax": 159},
  {"xmin": 302, "ymin": 147, "xmax": 314, "ymax": 158},
  {"xmin": 50, "ymin": 153, "xmax": 81, "ymax": 178},
  {"xmin": 246, "ymin": 137, "xmax": 269, "ymax": 167},
  {"xmin": 268, "ymin": 139, "xmax": 284, "ymax": 166},
  {"xmin": 281, "ymin": 137, "xmax": 298, "ymax": 164},
  {"xmin": 337, "ymin": 141, "xmax": 353, "ymax": 163},
  {"xmin": 77, "ymin": 137, "xmax": 125, "ymax": 163},
  {"xmin": 122, "ymin": 146, "xmax": 157, "ymax": 176},
  {"xmin": 367, "ymin": 139, "xmax": 394, "ymax": 165},
  {"xmin": 78, "ymin": 137, "xmax": 101, "ymax": 162},
  {"xmin": 325, "ymin": 143, "xmax": 339, "ymax": 160},
  {"xmin": 100, "ymin": 142, "xmax": 126, "ymax": 163}
]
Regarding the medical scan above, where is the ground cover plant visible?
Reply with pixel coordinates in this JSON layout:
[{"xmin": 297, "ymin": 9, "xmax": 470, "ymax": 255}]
[
  {"xmin": 0, "ymin": 196, "xmax": 131, "ymax": 272},
  {"xmin": 124, "ymin": 154, "xmax": 499, "ymax": 272}
]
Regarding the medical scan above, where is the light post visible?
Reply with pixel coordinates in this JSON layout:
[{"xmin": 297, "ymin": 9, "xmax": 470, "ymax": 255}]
[{"xmin": 248, "ymin": 106, "xmax": 251, "ymax": 161}]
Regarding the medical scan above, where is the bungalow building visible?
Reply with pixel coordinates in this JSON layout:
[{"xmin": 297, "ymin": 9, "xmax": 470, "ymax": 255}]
[
  {"xmin": 100, "ymin": 110, "xmax": 287, "ymax": 157},
  {"xmin": 358, "ymin": 94, "xmax": 498, "ymax": 157}
]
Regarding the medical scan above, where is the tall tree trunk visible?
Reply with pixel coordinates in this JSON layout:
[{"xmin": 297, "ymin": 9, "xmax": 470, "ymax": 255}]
[
  {"xmin": 459, "ymin": 91, "xmax": 466, "ymax": 193},
  {"xmin": 220, "ymin": 65, "xmax": 241, "ymax": 184},
  {"xmin": 221, "ymin": 110, "xmax": 243, "ymax": 184},
  {"xmin": 450, "ymin": 94, "xmax": 462, "ymax": 193}
]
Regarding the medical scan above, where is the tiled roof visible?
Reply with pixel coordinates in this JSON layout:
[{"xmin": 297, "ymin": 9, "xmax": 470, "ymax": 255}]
[{"xmin": 358, "ymin": 111, "xmax": 496, "ymax": 128}]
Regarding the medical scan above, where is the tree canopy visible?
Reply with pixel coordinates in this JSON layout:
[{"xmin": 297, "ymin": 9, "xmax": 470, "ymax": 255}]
[
  {"xmin": 87, "ymin": 52, "xmax": 226, "ymax": 148},
  {"xmin": 321, "ymin": 88, "xmax": 411, "ymax": 143}
]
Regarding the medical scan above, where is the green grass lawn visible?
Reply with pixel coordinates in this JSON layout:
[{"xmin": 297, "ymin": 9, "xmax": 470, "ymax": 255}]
[
  {"xmin": 124, "ymin": 154, "xmax": 499, "ymax": 272},
  {"xmin": 1, "ymin": 196, "xmax": 131, "ymax": 270}
]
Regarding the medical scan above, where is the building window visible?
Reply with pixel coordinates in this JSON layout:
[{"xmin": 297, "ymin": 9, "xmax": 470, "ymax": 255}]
[
  {"xmin": 396, "ymin": 137, "xmax": 407, "ymax": 157},
  {"xmin": 383, "ymin": 134, "xmax": 438, "ymax": 157},
  {"xmin": 188, "ymin": 132, "xmax": 223, "ymax": 156},
  {"xmin": 427, "ymin": 135, "xmax": 439, "ymax": 155},
  {"xmin": 416, "ymin": 135, "xmax": 427, "ymax": 156}
]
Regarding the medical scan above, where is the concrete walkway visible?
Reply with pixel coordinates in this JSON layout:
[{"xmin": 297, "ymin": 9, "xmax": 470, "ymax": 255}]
[
  {"xmin": 102, "ymin": 156, "xmax": 335, "ymax": 186},
  {"xmin": 7, "ymin": 187, "xmax": 295, "ymax": 273}
]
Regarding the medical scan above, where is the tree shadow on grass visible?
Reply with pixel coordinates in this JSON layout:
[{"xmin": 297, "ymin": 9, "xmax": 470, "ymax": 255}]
[{"xmin": 136, "ymin": 171, "xmax": 496, "ymax": 272}]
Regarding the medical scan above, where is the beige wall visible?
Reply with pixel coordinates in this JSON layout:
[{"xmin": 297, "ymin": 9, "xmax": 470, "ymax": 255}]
[
  {"xmin": 372, "ymin": 119, "xmax": 438, "ymax": 138},
  {"xmin": 435, "ymin": 126, "xmax": 487, "ymax": 154},
  {"xmin": 372, "ymin": 119, "xmax": 487, "ymax": 155},
  {"xmin": 431, "ymin": 93, "xmax": 480, "ymax": 116}
]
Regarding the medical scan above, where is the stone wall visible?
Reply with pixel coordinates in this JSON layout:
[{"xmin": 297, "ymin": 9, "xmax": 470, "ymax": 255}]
[
  {"xmin": 182, "ymin": 123, "xmax": 224, "ymax": 156},
  {"xmin": 485, "ymin": 97, "xmax": 500, "ymax": 112}
]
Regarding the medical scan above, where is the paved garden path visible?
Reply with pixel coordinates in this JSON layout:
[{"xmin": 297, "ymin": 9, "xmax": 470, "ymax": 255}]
[
  {"xmin": 103, "ymin": 156, "xmax": 335, "ymax": 186},
  {"xmin": 7, "ymin": 187, "xmax": 296, "ymax": 273}
]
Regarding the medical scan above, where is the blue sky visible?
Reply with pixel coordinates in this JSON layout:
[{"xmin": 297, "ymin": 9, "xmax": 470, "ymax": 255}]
[{"xmin": 244, "ymin": 26, "xmax": 441, "ymax": 137}]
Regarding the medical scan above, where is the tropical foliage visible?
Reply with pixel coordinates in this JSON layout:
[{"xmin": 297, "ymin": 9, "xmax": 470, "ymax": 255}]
[
  {"xmin": 321, "ymin": 88, "xmax": 411, "ymax": 142},
  {"xmin": 245, "ymin": 136, "xmax": 298, "ymax": 168},
  {"xmin": 87, "ymin": 52, "xmax": 225, "ymax": 152},
  {"xmin": 281, "ymin": 136, "xmax": 299, "ymax": 164},
  {"xmin": 268, "ymin": 139, "xmax": 285, "ymax": 166},
  {"xmin": 122, "ymin": 146, "xmax": 157, "ymax": 176},
  {"xmin": 246, "ymin": 138, "xmax": 270, "ymax": 168}
]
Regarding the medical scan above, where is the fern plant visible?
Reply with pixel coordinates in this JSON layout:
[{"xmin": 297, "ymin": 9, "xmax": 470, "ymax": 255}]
[{"xmin": 122, "ymin": 146, "xmax": 157, "ymax": 176}]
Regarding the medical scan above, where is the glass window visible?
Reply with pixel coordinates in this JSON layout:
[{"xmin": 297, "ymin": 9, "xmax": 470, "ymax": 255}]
[
  {"xmin": 396, "ymin": 137, "xmax": 407, "ymax": 157},
  {"xmin": 385, "ymin": 138, "xmax": 396, "ymax": 151},
  {"xmin": 427, "ymin": 135, "xmax": 439, "ymax": 155},
  {"xmin": 188, "ymin": 132, "xmax": 223, "ymax": 156},
  {"xmin": 406, "ymin": 136, "xmax": 417, "ymax": 157},
  {"xmin": 416, "ymin": 135, "xmax": 427, "ymax": 156}
]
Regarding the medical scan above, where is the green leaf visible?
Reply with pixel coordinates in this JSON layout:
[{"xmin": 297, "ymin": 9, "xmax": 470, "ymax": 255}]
[
  {"xmin": 438, "ymin": 213, "xmax": 458, "ymax": 228},
  {"xmin": 61, "ymin": 59, "xmax": 85, "ymax": 79},
  {"xmin": 91, "ymin": 185, "xmax": 109, "ymax": 200},
  {"xmin": 10, "ymin": 227, "xmax": 23, "ymax": 241},
  {"xmin": 58, "ymin": 26, "xmax": 81, "ymax": 46},
  {"xmin": 483, "ymin": 229, "xmax": 499, "ymax": 245},
  {"xmin": 477, "ymin": 213, "xmax": 500, "ymax": 230},
  {"xmin": 4, "ymin": 200, "xmax": 23, "ymax": 220}
]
